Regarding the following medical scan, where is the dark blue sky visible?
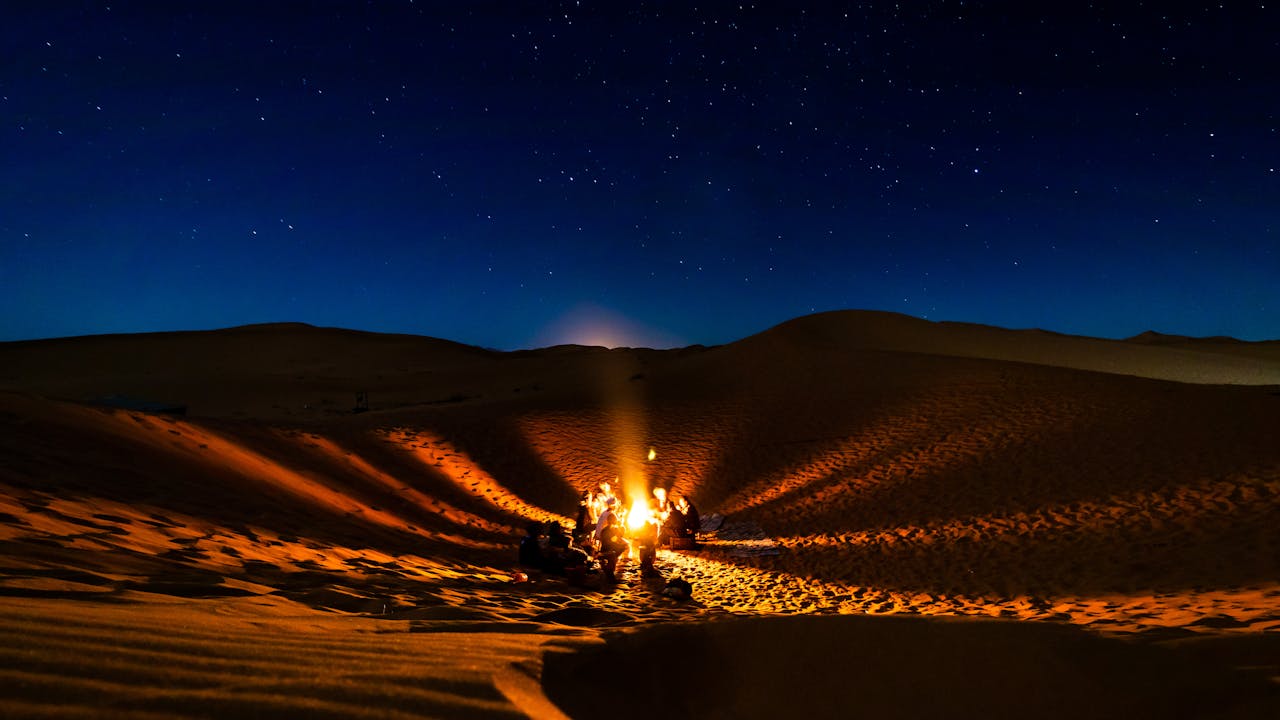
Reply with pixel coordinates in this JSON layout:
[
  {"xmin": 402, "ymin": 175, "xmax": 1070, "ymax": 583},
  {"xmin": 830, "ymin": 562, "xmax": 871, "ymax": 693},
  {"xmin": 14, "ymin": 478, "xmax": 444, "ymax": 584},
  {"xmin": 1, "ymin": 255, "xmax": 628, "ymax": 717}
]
[{"xmin": 3, "ymin": 2, "xmax": 1277, "ymax": 348}]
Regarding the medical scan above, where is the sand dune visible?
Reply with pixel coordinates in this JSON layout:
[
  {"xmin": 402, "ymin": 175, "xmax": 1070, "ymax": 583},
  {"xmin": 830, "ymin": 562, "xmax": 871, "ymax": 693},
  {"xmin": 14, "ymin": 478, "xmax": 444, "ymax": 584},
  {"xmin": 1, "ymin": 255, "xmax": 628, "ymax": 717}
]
[
  {"xmin": 2, "ymin": 311, "xmax": 1279, "ymax": 717},
  {"xmin": 741, "ymin": 310, "xmax": 1280, "ymax": 384}
]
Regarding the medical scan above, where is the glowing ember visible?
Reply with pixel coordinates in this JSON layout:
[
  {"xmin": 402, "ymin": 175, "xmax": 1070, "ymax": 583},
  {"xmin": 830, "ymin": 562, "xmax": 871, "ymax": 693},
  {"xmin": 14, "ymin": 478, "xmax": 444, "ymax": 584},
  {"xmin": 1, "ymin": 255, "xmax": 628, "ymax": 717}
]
[
  {"xmin": 627, "ymin": 497, "xmax": 653, "ymax": 531},
  {"xmin": 647, "ymin": 447, "xmax": 657, "ymax": 461}
]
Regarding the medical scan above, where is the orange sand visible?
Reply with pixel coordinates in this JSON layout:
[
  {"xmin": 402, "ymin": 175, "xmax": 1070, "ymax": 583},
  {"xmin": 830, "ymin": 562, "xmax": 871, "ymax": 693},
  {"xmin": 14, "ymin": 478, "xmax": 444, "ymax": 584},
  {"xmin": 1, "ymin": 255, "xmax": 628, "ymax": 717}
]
[{"xmin": 1, "ymin": 311, "xmax": 1278, "ymax": 718}]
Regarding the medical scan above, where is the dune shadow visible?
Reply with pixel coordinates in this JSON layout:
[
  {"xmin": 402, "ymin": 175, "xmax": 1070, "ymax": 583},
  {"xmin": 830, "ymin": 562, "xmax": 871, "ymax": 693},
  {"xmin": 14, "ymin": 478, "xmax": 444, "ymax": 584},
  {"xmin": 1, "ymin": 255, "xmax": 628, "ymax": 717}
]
[
  {"xmin": 413, "ymin": 414, "xmax": 582, "ymax": 515},
  {"xmin": 122, "ymin": 580, "xmax": 259, "ymax": 599},
  {"xmin": 353, "ymin": 425, "xmax": 562, "ymax": 533},
  {"xmin": 691, "ymin": 351, "xmax": 1015, "ymax": 515},
  {"xmin": 543, "ymin": 614, "xmax": 1279, "ymax": 720},
  {"xmin": 0, "ymin": 586, "xmax": 118, "ymax": 600},
  {"xmin": 0, "ymin": 563, "xmax": 120, "ymax": 597}
]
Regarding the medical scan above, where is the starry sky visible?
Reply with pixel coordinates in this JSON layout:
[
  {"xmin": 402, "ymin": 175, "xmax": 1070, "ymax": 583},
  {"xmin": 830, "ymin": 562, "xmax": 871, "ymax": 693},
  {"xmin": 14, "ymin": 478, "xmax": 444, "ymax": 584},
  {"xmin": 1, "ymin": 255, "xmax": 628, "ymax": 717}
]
[{"xmin": 3, "ymin": 2, "xmax": 1277, "ymax": 349}]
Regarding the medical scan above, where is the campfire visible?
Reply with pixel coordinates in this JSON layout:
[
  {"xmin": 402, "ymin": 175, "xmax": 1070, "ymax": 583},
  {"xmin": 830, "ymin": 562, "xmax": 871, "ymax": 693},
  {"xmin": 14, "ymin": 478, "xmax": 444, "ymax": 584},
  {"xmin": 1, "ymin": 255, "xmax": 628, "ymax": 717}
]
[{"xmin": 626, "ymin": 497, "xmax": 655, "ymax": 531}]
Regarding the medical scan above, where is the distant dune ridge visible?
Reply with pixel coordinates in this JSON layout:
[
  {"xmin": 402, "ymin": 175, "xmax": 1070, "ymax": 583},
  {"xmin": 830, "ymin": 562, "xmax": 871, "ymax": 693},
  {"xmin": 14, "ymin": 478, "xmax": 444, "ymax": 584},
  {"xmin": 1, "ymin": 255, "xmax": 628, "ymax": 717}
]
[
  {"xmin": 2, "ymin": 310, "xmax": 1279, "ymax": 718},
  {"xmin": 740, "ymin": 310, "xmax": 1280, "ymax": 385}
]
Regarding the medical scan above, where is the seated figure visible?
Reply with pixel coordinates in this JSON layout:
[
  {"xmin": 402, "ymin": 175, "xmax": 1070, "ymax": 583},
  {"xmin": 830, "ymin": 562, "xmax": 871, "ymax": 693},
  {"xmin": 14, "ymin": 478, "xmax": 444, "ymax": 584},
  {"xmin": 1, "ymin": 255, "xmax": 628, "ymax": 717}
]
[
  {"xmin": 518, "ymin": 521, "xmax": 544, "ymax": 568},
  {"xmin": 542, "ymin": 522, "xmax": 571, "ymax": 574},
  {"xmin": 595, "ymin": 515, "xmax": 629, "ymax": 582},
  {"xmin": 671, "ymin": 496, "xmax": 701, "ymax": 548}
]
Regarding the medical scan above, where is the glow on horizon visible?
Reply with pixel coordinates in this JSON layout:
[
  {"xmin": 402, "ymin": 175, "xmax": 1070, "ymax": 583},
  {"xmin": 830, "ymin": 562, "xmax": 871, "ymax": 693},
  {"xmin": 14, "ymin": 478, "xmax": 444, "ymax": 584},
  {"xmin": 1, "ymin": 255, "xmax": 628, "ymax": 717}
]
[{"xmin": 531, "ymin": 304, "xmax": 686, "ymax": 349}]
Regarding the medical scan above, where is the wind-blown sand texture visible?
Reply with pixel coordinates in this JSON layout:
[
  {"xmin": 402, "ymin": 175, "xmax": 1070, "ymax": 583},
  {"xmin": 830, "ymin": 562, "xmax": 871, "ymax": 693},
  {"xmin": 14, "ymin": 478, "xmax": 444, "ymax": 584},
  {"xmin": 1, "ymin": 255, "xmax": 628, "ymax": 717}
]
[{"xmin": 2, "ymin": 310, "xmax": 1279, "ymax": 718}]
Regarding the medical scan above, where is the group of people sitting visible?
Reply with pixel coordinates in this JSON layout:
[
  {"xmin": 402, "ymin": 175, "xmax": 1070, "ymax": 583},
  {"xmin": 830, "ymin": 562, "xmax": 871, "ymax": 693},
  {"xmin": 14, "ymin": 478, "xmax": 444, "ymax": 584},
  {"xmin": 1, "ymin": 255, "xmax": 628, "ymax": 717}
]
[{"xmin": 518, "ymin": 481, "xmax": 701, "ymax": 584}]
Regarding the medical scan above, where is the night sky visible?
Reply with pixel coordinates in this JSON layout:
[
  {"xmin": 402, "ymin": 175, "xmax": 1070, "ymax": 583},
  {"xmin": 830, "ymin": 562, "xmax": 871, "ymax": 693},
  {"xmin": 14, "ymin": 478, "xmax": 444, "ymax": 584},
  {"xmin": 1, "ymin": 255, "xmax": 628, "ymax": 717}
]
[{"xmin": 3, "ymin": 2, "xmax": 1277, "ymax": 349}]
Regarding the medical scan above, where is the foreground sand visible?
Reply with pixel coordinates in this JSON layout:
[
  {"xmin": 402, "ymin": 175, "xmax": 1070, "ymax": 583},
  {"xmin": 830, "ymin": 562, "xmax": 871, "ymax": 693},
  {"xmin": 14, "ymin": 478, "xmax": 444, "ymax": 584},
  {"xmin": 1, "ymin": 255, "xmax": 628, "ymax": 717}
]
[{"xmin": 2, "ymin": 311, "xmax": 1279, "ymax": 717}]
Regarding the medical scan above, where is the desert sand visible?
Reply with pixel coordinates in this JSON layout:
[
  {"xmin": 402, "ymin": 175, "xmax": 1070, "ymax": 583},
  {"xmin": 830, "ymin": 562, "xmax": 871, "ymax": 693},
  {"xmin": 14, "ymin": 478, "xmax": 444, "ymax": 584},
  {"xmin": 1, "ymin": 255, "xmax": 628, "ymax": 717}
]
[{"xmin": 2, "ymin": 310, "xmax": 1278, "ymax": 718}]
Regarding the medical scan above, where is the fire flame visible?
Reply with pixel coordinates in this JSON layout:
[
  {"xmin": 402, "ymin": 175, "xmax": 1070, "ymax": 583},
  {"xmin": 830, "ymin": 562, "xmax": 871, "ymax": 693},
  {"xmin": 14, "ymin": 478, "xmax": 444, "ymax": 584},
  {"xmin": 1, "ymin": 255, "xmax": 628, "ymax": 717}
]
[
  {"xmin": 648, "ymin": 447, "xmax": 656, "ymax": 461},
  {"xmin": 627, "ymin": 497, "xmax": 653, "ymax": 531}
]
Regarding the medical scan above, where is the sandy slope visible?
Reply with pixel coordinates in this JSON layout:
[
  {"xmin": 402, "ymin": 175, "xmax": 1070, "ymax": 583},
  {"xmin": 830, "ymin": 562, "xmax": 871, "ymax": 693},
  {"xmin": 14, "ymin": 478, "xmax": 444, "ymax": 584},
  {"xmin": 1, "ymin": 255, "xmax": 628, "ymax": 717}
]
[{"xmin": 2, "ymin": 311, "xmax": 1279, "ymax": 718}]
